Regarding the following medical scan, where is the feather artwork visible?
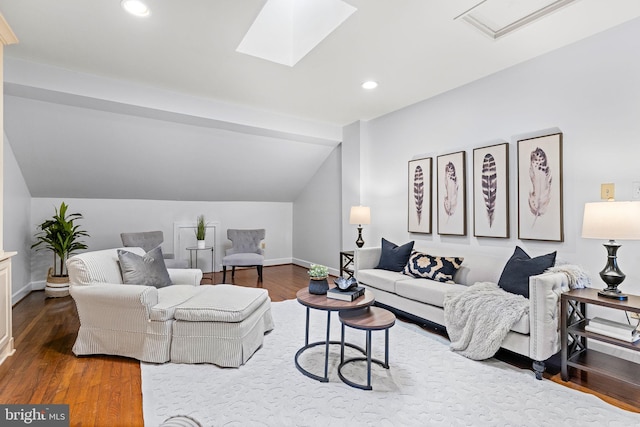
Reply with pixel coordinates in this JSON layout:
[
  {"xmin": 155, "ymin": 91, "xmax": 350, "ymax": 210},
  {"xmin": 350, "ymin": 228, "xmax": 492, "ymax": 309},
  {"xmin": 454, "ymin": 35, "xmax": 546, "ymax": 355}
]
[
  {"xmin": 413, "ymin": 165, "xmax": 424, "ymax": 224},
  {"xmin": 481, "ymin": 153, "xmax": 497, "ymax": 227},
  {"xmin": 528, "ymin": 147, "xmax": 552, "ymax": 225},
  {"xmin": 443, "ymin": 162, "xmax": 458, "ymax": 218}
]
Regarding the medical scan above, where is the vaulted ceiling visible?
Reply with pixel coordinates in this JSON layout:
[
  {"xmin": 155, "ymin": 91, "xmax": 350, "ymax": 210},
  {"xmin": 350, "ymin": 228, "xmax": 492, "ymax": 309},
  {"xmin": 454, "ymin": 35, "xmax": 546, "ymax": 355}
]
[{"xmin": 2, "ymin": 0, "xmax": 640, "ymax": 202}]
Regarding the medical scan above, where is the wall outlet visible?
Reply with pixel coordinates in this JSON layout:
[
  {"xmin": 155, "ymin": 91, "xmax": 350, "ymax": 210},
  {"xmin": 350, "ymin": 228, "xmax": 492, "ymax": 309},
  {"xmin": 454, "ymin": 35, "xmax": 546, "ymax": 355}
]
[
  {"xmin": 600, "ymin": 183, "xmax": 615, "ymax": 200},
  {"xmin": 633, "ymin": 182, "xmax": 640, "ymax": 200},
  {"xmin": 261, "ymin": 242, "xmax": 266, "ymax": 249}
]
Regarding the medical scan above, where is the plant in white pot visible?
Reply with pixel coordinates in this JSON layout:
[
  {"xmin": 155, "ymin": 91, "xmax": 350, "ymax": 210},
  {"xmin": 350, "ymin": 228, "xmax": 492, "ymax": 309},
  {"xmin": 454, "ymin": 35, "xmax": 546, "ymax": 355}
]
[
  {"xmin": 32, "ymin": 202, "xmax": 89, "ymax": 297},
  {"xmin": 195, "ymin": 215, "xmax": 207, "ymax": 249},
  {"xmin": 308, "ymin": 264, "xmax": 329, "ymax": 295}
]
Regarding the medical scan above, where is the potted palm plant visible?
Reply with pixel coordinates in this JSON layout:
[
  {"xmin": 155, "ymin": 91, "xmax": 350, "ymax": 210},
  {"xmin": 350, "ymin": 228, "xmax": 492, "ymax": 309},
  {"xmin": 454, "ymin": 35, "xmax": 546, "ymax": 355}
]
[
  {"xmin": 32, "ymin": 202, "xmax": 89, "ymax": 297},
  {"xmin": 195, "ymin": 215, "xmax": 207, "ymax": 249}
]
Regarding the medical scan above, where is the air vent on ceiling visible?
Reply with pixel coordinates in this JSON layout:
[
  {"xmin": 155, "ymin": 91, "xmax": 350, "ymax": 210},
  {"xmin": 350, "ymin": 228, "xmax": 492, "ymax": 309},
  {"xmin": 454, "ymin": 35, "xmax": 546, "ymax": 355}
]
[{"xmin": 455, "ymin": 0, "xmax": 578, "ymax": 39}]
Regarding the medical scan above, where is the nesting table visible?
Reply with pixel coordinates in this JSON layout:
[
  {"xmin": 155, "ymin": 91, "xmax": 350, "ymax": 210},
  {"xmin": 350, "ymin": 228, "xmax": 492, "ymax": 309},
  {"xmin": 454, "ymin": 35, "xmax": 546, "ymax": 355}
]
[
  {"xmin": 295, "ymin": 287, "xmax": 374, "ymax": 382},
  {"xmin": 295, "ymin": 287, "xmax": 395, "ymax": 389},
  {"xmin": 338, "ymin": 306, "xmax": 396, "ymax": 390}
]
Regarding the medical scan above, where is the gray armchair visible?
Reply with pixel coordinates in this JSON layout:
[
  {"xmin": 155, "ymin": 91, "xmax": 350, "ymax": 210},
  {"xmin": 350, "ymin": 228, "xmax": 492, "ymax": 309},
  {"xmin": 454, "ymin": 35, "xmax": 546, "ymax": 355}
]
[
  {"xmin": 222, "ymin": 229, "xmax": 265, "ymax": 283},
  {"xmin": 120, "ymin": 231, "xmax": 189, "ymax": 269}
]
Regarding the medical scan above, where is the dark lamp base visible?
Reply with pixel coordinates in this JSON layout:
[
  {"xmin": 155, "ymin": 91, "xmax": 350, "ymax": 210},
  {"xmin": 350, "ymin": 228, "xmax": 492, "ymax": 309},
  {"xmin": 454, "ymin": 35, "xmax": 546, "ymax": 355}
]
[
  {"xmin": 597, "ymin": 240, "xmax": 628, "ymax": 300},
  {"xmin": 597, "ymin": 288, "xmax": 628, "ymax": 301},
  {"xmin": 355, "ymin": 226, "xmax": 364, "ymax": 248}
]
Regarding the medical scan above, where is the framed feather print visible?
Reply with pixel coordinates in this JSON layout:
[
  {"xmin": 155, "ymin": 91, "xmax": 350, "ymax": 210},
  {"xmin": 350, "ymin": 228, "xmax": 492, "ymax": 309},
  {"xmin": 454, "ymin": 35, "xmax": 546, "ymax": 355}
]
[
  {"xmin": 437, "ymin": 151, "xmax": 466, "ymax": 236},
  {"xmin": 408, "ymin": 157, "xmax": 432, "ymax": 234},
  {"xmin": 517, "ymin": 132, "xmax": 564, "ymax": 242},
  {"xmin": 473, "ymin": 143, "xmax": 509, "ymax": 238}
]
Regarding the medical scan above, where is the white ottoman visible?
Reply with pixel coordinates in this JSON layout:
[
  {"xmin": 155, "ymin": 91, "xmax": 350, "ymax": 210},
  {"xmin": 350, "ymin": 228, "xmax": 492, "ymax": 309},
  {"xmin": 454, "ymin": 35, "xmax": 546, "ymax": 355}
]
[{"xmin": 170, "ymin": 285, "xmax": 274, "ymax": 367}]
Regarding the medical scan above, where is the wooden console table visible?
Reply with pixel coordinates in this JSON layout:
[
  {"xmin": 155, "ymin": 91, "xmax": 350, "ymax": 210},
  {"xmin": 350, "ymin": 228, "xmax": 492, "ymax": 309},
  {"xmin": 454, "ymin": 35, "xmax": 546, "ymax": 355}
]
[
  {"xmin": 340, "ymin": 250, "xmax": 355, "ymax": 280},
  {"xmin": 561, "ymin": 288, "xmax": 640, "ymax": 388}
]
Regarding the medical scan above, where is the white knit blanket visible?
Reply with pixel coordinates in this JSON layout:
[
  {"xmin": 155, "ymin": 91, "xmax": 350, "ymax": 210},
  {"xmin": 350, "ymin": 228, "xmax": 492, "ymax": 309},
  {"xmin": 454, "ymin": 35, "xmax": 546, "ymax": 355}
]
[{"xmin": 444, "ymin": 282, "xmax": 529, "ymax": 360}]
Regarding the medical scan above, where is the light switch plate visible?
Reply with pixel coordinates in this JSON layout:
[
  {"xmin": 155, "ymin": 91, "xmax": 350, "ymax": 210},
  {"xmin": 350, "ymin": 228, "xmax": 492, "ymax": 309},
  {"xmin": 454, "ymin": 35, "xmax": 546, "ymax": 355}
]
[
  {"xmin": 633, "ymin": 182, "xmax": 640, "ymax": 200},
  {"xmin": 601, "ymin": 183, "xmax": 614, "ymax": 200}
]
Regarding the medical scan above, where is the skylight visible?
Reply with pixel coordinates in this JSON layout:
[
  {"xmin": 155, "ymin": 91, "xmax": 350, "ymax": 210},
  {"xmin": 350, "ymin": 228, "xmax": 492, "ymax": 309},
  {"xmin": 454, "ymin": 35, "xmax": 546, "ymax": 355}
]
[{"xmin": 236, "ymin": 0, "xmax": 357, "ymax": 67}]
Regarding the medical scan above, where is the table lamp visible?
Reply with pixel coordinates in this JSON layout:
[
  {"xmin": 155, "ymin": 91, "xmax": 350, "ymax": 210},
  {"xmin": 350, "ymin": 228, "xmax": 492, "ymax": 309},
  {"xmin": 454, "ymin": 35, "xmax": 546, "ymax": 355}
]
[
  {"xmin": 582, "ymin": 201, "xmax": 640, "ymax": 300},
  {"xmin": 349, "ymin": 206, "xmax": 371, "ymax": 248}
]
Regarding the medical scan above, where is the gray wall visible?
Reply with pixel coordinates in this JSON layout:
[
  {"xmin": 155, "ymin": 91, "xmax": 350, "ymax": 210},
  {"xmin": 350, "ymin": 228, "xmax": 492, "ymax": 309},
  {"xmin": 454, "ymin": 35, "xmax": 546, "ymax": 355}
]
[
  {"xmin": 292, "ymin": 145, "xmax": 342, "ymax": 273},
  {"xmin": 3, "ymin": 134, "xmax": 31, "ymax": 303},
  {"xmin": 28, "ymin": 198, "xmax": 293, "ymax": 293},
  {"xmin": 356, "ymin": 18, "xmax": 640, "ymax": 309}
]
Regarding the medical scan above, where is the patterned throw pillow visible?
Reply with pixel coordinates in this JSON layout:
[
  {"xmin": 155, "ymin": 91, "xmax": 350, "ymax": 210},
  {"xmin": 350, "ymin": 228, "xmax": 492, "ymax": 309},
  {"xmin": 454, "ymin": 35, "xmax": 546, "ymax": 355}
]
[{"xmin": 402, "ymin": 251, "xmax": 464, "ymax": 283}]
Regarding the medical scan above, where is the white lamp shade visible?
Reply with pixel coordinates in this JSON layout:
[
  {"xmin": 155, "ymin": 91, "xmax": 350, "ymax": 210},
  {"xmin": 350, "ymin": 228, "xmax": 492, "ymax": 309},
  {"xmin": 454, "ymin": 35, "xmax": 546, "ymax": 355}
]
[
  {"xmin": 349, "ymin": 206, "xmax": 371, "ymax": 225},
  {"xmin": 582, "ymin": 201, "xmax": 640, "ymax": 240}
]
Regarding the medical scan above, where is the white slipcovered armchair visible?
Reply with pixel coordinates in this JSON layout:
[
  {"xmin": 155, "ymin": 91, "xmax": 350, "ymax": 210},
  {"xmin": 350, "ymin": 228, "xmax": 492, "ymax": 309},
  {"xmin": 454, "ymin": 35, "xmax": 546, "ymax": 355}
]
[{"xmin": 67, "ymin": 247, "xmax": 203, "ymax": 363}]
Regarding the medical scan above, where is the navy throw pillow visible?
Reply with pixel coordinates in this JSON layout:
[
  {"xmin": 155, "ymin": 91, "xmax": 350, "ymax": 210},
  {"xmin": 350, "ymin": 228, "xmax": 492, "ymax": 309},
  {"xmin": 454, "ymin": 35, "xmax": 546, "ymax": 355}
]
[
  {"xmin": 498, "ymin": 246, "xmax": 556, "ymax": 298},
  {"xmin": 375, "ymin": 238, "xmax": 415, "ymax": 272}
]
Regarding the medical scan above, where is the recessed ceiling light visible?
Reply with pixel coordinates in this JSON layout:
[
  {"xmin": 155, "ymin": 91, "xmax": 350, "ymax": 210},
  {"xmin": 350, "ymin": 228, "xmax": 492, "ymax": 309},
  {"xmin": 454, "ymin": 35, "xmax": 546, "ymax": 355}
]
[
  {"xmin": 362, "ymin": 81, "xmax": 378, "ymax": 90},
  {"xmin": 121, "ymin": 0, "xmax": 150, "ymax": 17}
]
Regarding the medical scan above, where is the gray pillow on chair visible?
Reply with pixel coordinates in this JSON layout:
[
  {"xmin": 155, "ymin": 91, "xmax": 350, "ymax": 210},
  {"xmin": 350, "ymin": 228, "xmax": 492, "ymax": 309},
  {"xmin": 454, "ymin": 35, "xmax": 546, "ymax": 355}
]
[{"xmin": 118, "ymin": 246, "xmax": 173, "ymax": 288}]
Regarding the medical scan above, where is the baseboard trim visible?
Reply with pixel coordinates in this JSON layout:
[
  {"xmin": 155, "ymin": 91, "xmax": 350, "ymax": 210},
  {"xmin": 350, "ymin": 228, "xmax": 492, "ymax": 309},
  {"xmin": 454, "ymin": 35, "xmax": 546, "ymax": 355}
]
[
  {"xmin": 292, "ymin": 258, "xmax": 339, "ymax": 277},
  {"xmin": 12, "ymin": 281, "xmax": 41, "ymax": 306}
]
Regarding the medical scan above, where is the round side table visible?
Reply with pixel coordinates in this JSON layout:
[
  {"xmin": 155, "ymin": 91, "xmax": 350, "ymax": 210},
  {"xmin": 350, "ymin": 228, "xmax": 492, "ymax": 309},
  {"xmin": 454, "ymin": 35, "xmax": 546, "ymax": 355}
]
[
  {"xmin": 338, "ymin": 306, "xmax": 396, "ymax": 390},
  {"xmin": 294, "ymin": 287, "xmax": 374, "ymax": 382}
]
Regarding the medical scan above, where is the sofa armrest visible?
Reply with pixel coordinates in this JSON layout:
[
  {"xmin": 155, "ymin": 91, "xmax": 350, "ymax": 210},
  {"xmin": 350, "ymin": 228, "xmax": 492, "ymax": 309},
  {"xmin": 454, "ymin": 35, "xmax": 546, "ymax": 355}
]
[
  {"xmin": 70, "ymin": 283, "xmax": 159, "ymax": 332},
  {"xmin": 528, "ymin": 271, "xmax": 569, "ymax": 361},
  {"xmin": 354, "ymin": 247, "xmax": 381, "ymax": 274},
  {"xmin": 168, "ymin": 268, "xmax": 203, "ymax": 286}
]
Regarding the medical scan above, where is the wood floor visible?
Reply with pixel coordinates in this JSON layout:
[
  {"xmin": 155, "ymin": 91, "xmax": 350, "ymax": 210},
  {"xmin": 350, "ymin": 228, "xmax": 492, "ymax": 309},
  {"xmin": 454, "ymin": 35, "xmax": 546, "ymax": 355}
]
[{"xmin": 1, "ymin": 264, "xmax": 637, "ymax": 426}]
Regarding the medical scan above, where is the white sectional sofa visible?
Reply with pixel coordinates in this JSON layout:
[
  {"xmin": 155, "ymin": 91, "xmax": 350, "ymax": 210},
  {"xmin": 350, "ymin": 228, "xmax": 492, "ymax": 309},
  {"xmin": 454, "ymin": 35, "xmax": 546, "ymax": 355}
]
[{"xmin": 355, "ymin": 246, "xmax": 569, "ymax": 379}]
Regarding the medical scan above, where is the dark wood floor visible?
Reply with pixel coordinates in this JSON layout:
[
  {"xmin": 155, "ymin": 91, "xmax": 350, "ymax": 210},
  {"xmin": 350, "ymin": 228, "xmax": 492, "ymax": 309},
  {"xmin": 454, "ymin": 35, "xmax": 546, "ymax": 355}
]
[{"xmin": 1, "ymin": 265, "xmax": 637, "ymax": 427}]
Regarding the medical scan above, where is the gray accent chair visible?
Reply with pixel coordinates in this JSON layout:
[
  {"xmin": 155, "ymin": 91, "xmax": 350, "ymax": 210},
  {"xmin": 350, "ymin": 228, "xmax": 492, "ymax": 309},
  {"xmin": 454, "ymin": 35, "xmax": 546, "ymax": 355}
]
[
  {"xmin": 222, "ymin": 229, "xmax": 265, "ymax": 282},
  {"xmin": 120, "ymin": 231, "xmax": 189, "ymax": 269}
]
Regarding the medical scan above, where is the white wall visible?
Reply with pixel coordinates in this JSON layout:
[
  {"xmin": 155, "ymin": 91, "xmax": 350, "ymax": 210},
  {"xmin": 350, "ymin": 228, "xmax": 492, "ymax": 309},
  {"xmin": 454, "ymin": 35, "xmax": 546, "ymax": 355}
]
[
  {"xmin": 30, "ymin": 198, "xmax": 292, "ymax": 284},
  {"xmin": 356, "ymin": 19, "xmax": 640, "ymax": 316},
  {"xmin": 292, "ymin": 146, "xmax": 342, "ymax": 274},
  {"xmin": 3, "ymin": 134, "xmax": 31, "ymax": 303}
]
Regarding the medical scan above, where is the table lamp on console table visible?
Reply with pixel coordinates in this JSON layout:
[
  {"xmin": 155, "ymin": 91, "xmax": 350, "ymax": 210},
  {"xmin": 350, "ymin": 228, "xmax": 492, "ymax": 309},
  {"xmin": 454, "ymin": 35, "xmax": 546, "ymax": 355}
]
[{"xmin": 582, "ymin": 201, "xmax": 640, "ymax": 300}]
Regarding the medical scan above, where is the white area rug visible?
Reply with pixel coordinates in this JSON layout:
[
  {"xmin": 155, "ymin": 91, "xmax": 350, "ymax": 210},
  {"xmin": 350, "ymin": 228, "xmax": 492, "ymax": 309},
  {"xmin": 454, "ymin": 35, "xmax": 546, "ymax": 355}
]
[{"xmin": 142, "ymin": 299, "xmax": 640, "ymax": 426}]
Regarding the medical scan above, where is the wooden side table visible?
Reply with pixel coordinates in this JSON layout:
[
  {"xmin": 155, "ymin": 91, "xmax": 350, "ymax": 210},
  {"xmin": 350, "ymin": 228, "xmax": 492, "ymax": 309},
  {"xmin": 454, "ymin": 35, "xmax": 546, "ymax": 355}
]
[
  {"xmin": 340, "ymin": 250, "xmax": 355, "ymax": 279},
  {"xmin": 338, "ymin": 306, "xmax": 396, "ymax": 390},
  {"xmin": 561, "ymin": 288, "xmax": 640, "ymax": 388},
  {"xmin": 294, "ymin": 287, "xmax": 375, "ymax": 382}
]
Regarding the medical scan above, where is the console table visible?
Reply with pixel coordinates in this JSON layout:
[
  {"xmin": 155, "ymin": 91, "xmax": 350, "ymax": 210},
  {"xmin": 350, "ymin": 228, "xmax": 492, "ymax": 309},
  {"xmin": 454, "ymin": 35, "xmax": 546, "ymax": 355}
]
[
  {"xmin": 339, "ymin": 250, "xmax": 355, "ymax": 280},
  {"xmin": 561, "ymin": 288, "xmax": 640, "ymax": 389}
]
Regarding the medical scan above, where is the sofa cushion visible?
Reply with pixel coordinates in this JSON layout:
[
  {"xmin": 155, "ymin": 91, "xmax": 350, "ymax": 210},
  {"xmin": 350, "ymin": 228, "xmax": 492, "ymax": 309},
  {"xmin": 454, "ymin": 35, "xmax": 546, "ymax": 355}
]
[
  {"xmin": 357, "ymin": 269, "xmax": 405, "ymax": 293},
  {"xmin": 375, "ymin": 238, "xmax": 414, "ymax": 272},
  {"xmin": 151, "ymin": 285, "xmax": 208, "ymax": 321},
  {"xmin": 173, "ymin": 285, "xmax": 269, "ymax": 322},
  {"xmin": 511, "ymin": 313, "xmax": 530, "ymax": 335},
  {"xmin": 402, "ymin": 251, "xmax": 464, "ymax": 283},
  {"xmin": 118, "ymin": 246, "xmax": 173, "ymax": 288},
  {"xmin": 396, "ymin": 278, "xmax": 468, "ymax": 307},
  {"xmin": 498, "ymin": 246, "xmax": 556, "ymax": 298}
]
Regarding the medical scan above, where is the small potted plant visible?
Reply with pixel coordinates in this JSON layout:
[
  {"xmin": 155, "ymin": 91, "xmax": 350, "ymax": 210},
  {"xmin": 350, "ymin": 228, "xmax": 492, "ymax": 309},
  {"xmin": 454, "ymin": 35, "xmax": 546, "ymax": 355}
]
[
  {"xmin": 32, "ymin": 202, "xmax": 89, "ymax": 297},
  {"xmin": 308, "ymin": 264, "xmax": 329, "ymax": 295},
  {"xmin": 195, "ymin": 215, "xmax": 207, "ymax": 248}
]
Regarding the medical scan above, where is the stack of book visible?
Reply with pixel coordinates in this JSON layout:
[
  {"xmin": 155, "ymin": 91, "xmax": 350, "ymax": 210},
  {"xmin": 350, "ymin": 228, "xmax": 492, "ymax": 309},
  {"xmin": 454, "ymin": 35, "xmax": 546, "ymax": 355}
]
[
  {"xmin": 584, "ymin": 317, "xmax": 640, "ymax": 343},
  {"xmin": 326, "ymin": 286, "xmax": 365, "ymax": 302}
]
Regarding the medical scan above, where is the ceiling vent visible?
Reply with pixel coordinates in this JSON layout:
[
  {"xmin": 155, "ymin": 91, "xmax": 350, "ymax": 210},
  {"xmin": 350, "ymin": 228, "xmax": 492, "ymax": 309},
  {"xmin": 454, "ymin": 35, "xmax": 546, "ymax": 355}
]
[{"xmin": 456, "ymin": 0, "xmax": 578, "ymax": 39}]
